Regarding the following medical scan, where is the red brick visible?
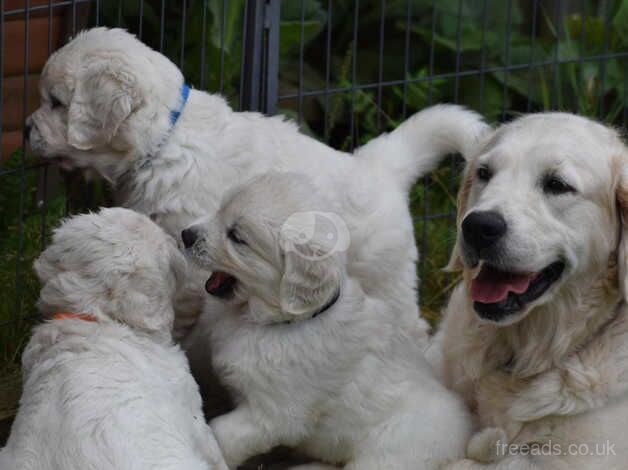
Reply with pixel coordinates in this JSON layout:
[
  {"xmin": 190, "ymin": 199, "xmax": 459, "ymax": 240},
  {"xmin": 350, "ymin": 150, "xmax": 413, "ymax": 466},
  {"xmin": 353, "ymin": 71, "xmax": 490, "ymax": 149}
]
[
  {"xmin": 1, "ymin": 130, "xmax": 23, "ymax": 160},
  {"xmin": 3, "ymin": 15, "xmax": 64, "ymax": 76},
  {"xmin": 2, "ymin": 74, "xmax": 40, "ymax": 130},
  {"xmin": 4, "ymin": 1, "xmax": 56, "ymax": 12}
]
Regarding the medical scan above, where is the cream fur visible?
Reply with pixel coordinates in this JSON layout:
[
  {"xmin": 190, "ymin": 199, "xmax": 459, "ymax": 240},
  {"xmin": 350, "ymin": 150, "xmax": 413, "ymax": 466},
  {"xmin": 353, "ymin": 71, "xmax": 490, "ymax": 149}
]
[
  {"xmin": 437, "ymin": 113, "xmax": 628, "ymax": 469},
  {"xmin": 0, "ymin": 208, "xmax": 227, "ymax": 470},
  {"xmin": 185, "ymin": 172, "xmax": 472, "ymax": 469},
  {"xmin": 25, "ymin": 27, "xmax": 489, "ymax": 346}
]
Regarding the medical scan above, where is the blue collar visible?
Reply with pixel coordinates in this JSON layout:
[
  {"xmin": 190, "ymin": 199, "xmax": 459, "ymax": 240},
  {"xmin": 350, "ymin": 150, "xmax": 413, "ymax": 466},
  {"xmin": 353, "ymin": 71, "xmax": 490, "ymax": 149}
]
[
  {"xmin": 169, "ymin": 84, "xmax": 190, "ymax": 127},
  {"xmin": 134, "ymin": 84, "xmax": 190, "ymax": 165}
]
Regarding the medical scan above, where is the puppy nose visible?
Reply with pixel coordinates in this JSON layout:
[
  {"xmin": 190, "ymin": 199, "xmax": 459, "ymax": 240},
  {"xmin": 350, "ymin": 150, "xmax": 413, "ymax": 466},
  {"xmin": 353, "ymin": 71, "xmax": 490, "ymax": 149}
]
[
  {"xmin": 181, "ymin": 228, "xmax": 198, "ymax": 248},
  {"xmin": 24, "ymin": 123, "xmax": 32, "ymax": 140},
  {"xmin": 462, "ymin": 211, "xmax": 507, "ymax": 252}
]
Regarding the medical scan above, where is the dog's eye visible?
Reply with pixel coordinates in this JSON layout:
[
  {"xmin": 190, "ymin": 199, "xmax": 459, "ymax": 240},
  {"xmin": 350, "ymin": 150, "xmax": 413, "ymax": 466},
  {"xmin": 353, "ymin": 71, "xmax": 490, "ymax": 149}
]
[
  {"xmin": 227, "ymin": 227, "xmax": 246, "ymax": 245},
  {"xmin": 543, "ymin": 175, "xmax": 575, "ymax": 195},
  {"xmin": 50, "ymin": 95, "xmax": 63, "ymax": 109},
  {"xmin": 476, "ymin": 166, "xmax": 492, "ymax": 182}
]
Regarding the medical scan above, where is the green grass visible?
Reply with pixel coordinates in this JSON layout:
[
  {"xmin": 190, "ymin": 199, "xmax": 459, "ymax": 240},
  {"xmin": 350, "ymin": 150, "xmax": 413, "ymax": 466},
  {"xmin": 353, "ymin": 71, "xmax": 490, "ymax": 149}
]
[
  {"xmin": 0, "ymin": 151, "xmax": 66, "ymax": 380},
  {"xmin": 411, "ymin": 161, "xmax": 463, "ymax": 326}
]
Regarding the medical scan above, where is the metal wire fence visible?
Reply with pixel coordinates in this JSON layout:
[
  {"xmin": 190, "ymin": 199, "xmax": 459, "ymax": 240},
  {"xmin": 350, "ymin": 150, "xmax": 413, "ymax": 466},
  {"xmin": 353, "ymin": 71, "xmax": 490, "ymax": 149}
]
[{"xmin": 0, "ymin": 0, "xmax": 627, "ymax": 421}]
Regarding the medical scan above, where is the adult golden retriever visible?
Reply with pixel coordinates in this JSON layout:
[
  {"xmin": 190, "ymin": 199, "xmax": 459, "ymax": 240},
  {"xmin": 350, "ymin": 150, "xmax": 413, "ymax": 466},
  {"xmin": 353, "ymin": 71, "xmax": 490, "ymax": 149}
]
[{"xmin": 434, "ymin": 113, "xmax": 628, "ymax": 469}]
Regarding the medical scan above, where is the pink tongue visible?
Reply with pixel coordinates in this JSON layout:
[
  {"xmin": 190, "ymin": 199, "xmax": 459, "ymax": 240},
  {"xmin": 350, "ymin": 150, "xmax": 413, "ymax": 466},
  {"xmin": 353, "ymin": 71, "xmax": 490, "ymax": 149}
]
[
  {"xmin": 205, "ymin": 272, "xmax": 228, "ymax": 293},
  {"xmin": 471, "ymin": 266, "xmax": 536, "ymax": 304}
]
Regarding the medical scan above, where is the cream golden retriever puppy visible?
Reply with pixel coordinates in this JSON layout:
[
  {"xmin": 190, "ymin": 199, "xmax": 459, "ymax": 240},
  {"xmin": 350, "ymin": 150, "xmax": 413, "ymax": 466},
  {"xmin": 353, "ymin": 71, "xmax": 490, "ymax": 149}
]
[
  {"xmin": 182, "ymin": 172, "xmax": 472, "ymax": 470},
  {"xmin": 24, "ymin": 27, "xmax": 488, "ymax": 343},
  {"xmin": 0, "ymin": 208, "xmax": 227, "ymax": 470},
  {"xmin": 434, "ymin": 113, "xmax": 628, "ymax": 469}
]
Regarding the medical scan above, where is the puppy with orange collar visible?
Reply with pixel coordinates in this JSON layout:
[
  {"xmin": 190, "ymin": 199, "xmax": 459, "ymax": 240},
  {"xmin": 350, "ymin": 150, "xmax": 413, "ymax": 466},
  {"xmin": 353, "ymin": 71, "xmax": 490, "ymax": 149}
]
[{"xmin": 0, "ymin": 208, "xmax": 227, "ymax": 470}]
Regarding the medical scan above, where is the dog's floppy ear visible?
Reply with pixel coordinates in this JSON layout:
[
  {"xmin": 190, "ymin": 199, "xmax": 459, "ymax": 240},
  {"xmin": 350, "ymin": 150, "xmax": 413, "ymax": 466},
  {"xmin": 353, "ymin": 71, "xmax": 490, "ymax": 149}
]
[
  {"xmin": 68, "ymin": 55, "xmax": 141, "ymax": 150},
  {"xmin": 616, "ymin": 158, "xmax": 628, "ymax": 299},
  {"xmin": 36, "ymin": 271, "xmax": 92, "ymax": 315},
  {"xmin": 446, "ymin": 162, "xmax": 476, "ymax": 272},
  {"xmin": 446, "ymin": 126, "xmax": 496, "ymax": 271},
  {"xmin": 278, "ymin": 213, "xmax": 342, "ymax": 318},
  {"xmin": 37, "ymin": 269, "xmax": 173, "ymax": 335},
  {"xmin": 107, "ymin": 273, "xmax": 174, "ymax": 335}
]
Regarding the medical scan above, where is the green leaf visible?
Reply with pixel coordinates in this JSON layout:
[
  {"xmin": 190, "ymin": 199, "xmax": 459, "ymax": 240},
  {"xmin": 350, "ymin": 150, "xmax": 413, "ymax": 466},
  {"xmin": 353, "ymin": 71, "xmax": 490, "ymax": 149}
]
[
  {"xmin": 281, "ymin": 0, "xmax": 327, "ymax": 23},
  {"xmin": 281, "ymin": 20, "xmax": 326, "ymax": 58},
  {"xmin": 209, "ymin": 0, "xmax": 245, "ymax": 53},
  {"xmin": 612, "ymin": 0, "xmax": 628, "ymax": 47}
]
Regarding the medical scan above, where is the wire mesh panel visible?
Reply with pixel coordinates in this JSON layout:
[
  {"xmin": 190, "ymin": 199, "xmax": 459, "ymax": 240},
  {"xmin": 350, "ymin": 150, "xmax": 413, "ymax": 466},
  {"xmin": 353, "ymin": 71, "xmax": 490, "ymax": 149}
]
[
  {"xmin": 0, "ymin": 0, "xmax": 252, "ymax": 421},
  {"xmin": 274, "ymin": 0, "xmax": 628, "ymax": 321},
  {"xmin": 0, "ymin": 0, "xmax": 627, "ymax": 427}
]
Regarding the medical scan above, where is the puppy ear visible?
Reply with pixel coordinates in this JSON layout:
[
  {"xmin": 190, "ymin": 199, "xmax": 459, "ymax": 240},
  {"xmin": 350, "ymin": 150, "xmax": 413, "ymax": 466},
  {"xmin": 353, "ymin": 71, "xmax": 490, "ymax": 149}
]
[
  {"xmin": 446, "ymin": 162, "xmax": 475, "ymax": 271},
  {"xmin": 108, "ymin": 274, "xmax": 174, "ymax": 335},
  {"xmin": 168, "ymin": 246, "xmax": 189, "ymax": 287},
  {"xmin": 36, "ymin": 271, "xmax": 90, "ymax": 315},
  {"xmin": 279, "ymin": 249, "xmax": 341, "ymax": 317},
  {"xmin": 616, "ymin": 162, "xmax": 628, "ymax": 298},
  {"xmin": 278, "ymin": 215, "xmax": 342, "ymax": 318},
  {"xmin": 37, "ymin": 271, "xmax": 173, "ymax": 335},
  {"xmin": 68, "ymin": 55, "xmax": 141, "ymax": 150}
]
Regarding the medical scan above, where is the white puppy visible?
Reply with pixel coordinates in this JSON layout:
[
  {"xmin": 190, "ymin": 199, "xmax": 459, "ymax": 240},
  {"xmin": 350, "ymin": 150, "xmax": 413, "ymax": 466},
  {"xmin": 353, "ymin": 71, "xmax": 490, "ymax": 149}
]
[
  {"xmin": 0, "ymin": 208, "xmax": 227, "ymax": 470},
  {"xmin": 25, "ymin": 27, "xmax": 488, "ymax": 342},
  {"xmin": 435, "ymin": 114, "xmax": 628, "ymax": 469},
  {"xmin": 183, "ymin": 172, "xmax": 472, "ymax": 469}
]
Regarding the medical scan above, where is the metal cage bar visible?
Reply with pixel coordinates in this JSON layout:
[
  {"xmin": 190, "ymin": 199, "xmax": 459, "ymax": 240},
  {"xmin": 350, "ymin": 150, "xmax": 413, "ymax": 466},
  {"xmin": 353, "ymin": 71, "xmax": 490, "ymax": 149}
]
[{"xmin": 240, "ymin": 0, "xmax": 280, "ymax": 114}]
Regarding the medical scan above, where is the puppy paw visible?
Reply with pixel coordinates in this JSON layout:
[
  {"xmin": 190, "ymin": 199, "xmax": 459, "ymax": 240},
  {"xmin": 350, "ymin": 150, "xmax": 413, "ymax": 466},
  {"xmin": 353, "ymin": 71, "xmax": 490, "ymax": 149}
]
[{"xmin": 466, "ymin": 427, "xmax": 508, "ymax": 463}]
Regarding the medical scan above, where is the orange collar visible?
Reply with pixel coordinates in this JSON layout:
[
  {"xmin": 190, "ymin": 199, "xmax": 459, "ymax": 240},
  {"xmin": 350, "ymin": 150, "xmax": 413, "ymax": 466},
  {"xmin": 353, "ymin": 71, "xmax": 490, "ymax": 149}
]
[{"xmin": 51, "ymin": 312, "xmax": 98, "ymax": 323}]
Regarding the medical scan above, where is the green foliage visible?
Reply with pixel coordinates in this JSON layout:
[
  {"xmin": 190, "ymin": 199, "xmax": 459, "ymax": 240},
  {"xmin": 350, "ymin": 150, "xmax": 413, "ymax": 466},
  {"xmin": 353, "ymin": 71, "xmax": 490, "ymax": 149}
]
[
  {"xmin": 96, "ymin": 0, "xmax": 246, "ymax": 102},
  {"xmin": 273, "ymin": 0, "xmax": 627, "ymax": 322},
  {"xmin": 0, "ymin": 152, "xmax": 66, "ymax": 373}
]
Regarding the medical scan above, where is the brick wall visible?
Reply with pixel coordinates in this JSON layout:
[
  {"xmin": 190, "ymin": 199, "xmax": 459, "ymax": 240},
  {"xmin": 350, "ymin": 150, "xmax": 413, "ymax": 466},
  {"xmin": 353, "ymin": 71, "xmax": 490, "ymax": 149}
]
[{"xmin": 2, "ymin": 1, "xmax": 82, "ymax": 160}]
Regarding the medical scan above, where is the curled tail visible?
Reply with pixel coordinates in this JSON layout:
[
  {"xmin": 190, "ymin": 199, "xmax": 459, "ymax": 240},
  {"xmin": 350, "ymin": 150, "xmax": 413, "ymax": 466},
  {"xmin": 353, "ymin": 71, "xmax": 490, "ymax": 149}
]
[{"xmin": 354, "ymin": 104, "xmax": 490, "ymax": 192}]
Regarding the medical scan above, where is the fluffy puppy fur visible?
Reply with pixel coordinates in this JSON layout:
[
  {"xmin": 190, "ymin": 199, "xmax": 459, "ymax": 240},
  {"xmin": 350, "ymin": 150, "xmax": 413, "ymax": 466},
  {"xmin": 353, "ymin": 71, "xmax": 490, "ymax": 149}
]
[
  {"xmin": 0, "ymin": 208, "xmax": 227, "ymax": 470},
  {"xmin": 433, "ymin": 114, "xmax": 628, "ymax": 469},
  {"xmin": 25, "ymin": 27, "xmax": 488, "ymax": 343},
  {"xmin": 184, "ymin": 172, "xmax": 472, "ymax": 470}
]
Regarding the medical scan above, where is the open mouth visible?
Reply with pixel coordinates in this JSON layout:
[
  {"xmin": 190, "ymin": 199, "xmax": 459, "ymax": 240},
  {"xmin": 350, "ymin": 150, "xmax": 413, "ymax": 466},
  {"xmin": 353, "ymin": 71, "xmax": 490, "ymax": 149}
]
[
  {"xmin": 471, "ymin": 261, "xmax": 565, "ymax": 322},
  {"xmin": 205, "ymin": 271, "xmax": 238, "ymax": 298}
]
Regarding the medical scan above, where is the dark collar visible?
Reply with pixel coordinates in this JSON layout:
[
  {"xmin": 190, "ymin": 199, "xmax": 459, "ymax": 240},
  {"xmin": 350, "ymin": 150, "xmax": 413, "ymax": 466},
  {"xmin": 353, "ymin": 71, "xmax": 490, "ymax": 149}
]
[
  {"xmin": 280, "ymin": 288, "xmax": 341, "ymax": 325},
  {"xmin": 311, "ymin": 288, "xmax": 341, "ymax": 318}
]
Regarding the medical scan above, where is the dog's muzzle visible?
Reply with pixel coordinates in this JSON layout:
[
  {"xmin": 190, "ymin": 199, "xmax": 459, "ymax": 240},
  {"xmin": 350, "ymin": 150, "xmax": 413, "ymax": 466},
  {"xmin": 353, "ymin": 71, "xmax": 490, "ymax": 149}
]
[
  {"xmin": 181, "ymin": 227, "xmax": 199, "ymax": 248},
  {"xmin": 462, "ymin": 210, "xmax": 508, "ymax": 257}
]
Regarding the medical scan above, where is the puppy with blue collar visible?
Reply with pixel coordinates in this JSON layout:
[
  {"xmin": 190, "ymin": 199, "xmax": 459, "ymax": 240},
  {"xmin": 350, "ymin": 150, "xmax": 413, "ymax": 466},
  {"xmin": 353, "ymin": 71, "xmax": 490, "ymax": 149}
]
[{"xmin": 25, "ymin": 27, "xmax": 488, "ymax": 350}]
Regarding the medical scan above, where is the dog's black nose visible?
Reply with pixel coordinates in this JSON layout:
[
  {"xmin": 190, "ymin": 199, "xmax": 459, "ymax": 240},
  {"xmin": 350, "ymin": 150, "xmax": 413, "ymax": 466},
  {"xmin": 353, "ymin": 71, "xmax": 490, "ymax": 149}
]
[
  {"xmin": 462, "ymin": 211, "xmax": 507, "ymax": 252},
  {"xmin": 24, "ymin": 123, "xmax": 32, "ymax": 140},
  {"xmin": 181, "ymin": 228, "xmax": 198, "ymax": 248}
]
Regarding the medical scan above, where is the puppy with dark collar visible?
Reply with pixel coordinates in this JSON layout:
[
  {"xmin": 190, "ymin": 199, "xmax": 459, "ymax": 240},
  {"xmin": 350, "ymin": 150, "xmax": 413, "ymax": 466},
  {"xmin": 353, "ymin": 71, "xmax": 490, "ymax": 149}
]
[
  {"xmin": 184, "ymin": 172, "xmax": 472, "ymax": 470},
  {"xmin": 25, "ymin": 27, "xmax": 487, "ymax": 348}
]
